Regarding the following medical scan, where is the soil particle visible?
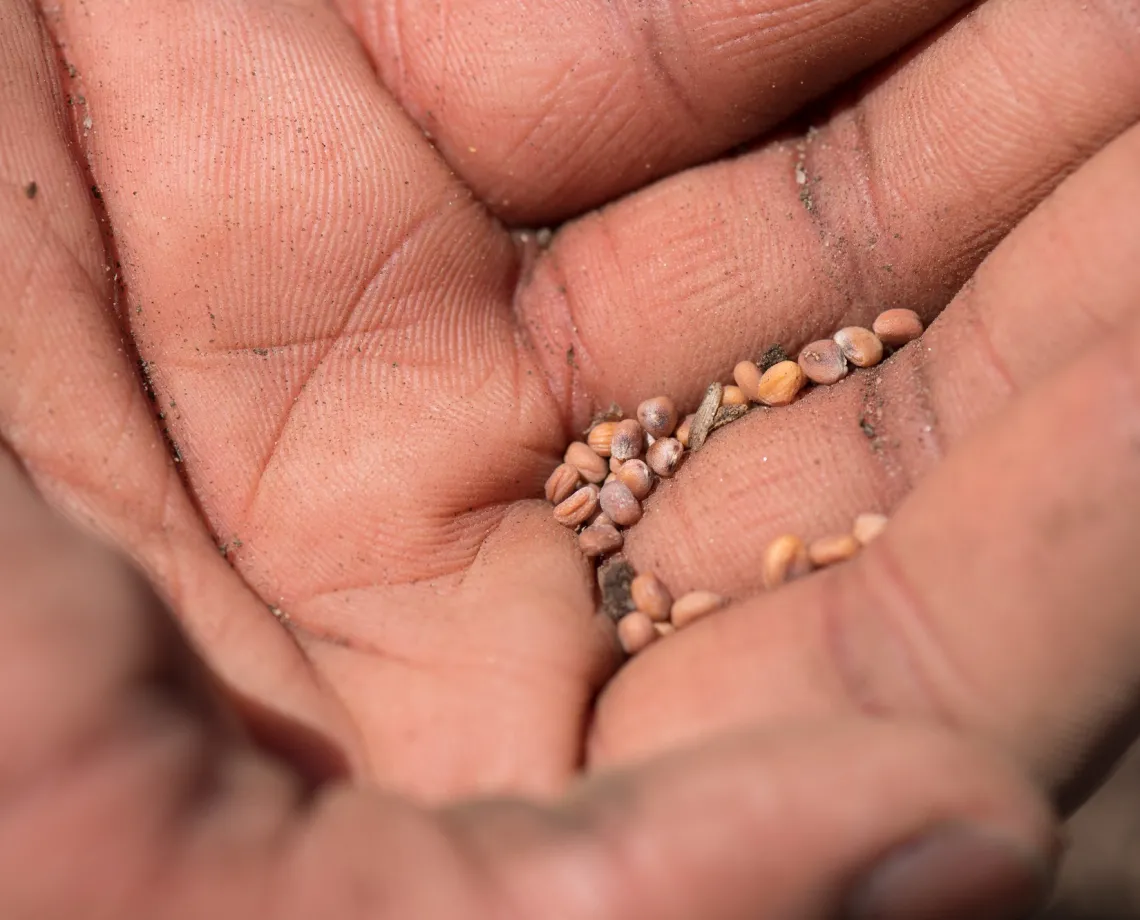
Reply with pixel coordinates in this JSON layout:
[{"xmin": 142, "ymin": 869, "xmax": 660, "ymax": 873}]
[{"xmin": 598, "ymin": 557, "xmax": 636, "ymax": 622}]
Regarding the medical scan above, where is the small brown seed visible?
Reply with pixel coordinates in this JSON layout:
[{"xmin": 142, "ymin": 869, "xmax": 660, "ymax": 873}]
[
  {"xmin": 564, "ymin": 441, "xmax": 608, "ymax": 483},
  {"xmin": 587, "ymin": 421, "xmax": 618, "ymax": 457},
  {"xmin": 610, "ymin": 419, "xmax": 646, "ymax": 461},
  {"xmin": 609, "ymin": 456, "xmax": 623, "ymax": 474},
  {"xmin": 675, "ymin": 414, "xmax": 695, "ymax": 448},
  {"xmin": 833, "ymin": 326, "xmax": 884, "ymax": 368},
  {"xmin": 733, "ymin": 360, "xmax": 762, "ymax": 402},
  {"xmin": 630, "ymin": 573, "xmax": 673, "ymax": 622},
  {"xmin": 599, "ymin": 480, "xmax": 643, "ymax": 527},
  {"xmin": 617, "ymin": 611, "xmax": 658, "ymax": 655},
  {"xmin": 590, "ymin": 511, "xmax": 614, "ymax": 529},
  {"xmin": 645, "ymin": 437, "xmax": 683, "ymax": 478},
  {"xmin": 579, "ymin": 523, "xmax": 624, "ymax": 558},
  {"xmin": 637, "ymin": 396, "xmax": 678, "ymax": 438},
  {"xmin": 798, "ymin": 339, "xmax": 849, "ymax": 386},
  {"xmin": 553, "ymin": 484, "xmax": 600, "ymax": 528},
  {"xmin": 671, "ymin": 590, "xmax": 726, "ymax": 629},
  {"xmin": 761, "ymin": 534, "xmax": 812, "ymax": 588},
  {"xmin": 755, "ymin": 361, "xmax": 807, "ymax": 407},
  {"xmin": 688, "ymin": 382, "xmax": 723, "ymax": 452},
  {"xmin": 872, "ymin": 308, "xmax": 924, "ymax": 348},
  {"xmin": 808, "ymin": 532, "xmax": 861, "ymax": 567},
  {"xmin": 853, "ymin": 512, "xmax": 888, "ymax": 545},
  {"xmin": 654, "ymin": 622, "xmax": 676, "ymax": 638},
  {"xmin": 544, "ymin": 463, "xmax": 580, "ymax": 505},
  {"xmin": 616, "ymin": 458, "xmax": 653, "ymax": 500},
  {"xmin": 721, "ymin": 385, "xmax": 749, "ymax": 407}
]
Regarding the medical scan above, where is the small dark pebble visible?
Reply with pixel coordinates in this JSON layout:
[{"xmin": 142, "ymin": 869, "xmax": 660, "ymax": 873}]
[
  {"xmin": 24, "ymin": 181, "xmax": 37, "ymax": 199},
  {"xmin": 860, "ymin": 418, "xmax": 876, "ymax": 438},
  {"xmin": 598, "ymin": 557, "xmax": 637, "ymax": 622},
  {"xmin": 758, "ymin": 344, "xmax": 789, "ymax": 372},
  {"xmin": 91, "ymin": 184, "xmax": 102, "ymax": 200}
]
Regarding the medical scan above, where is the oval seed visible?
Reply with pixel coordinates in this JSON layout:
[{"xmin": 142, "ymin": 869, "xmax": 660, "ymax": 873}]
[
  {"xmin": 798, "ymin": 339, "xmax": 849, "ymax": 386},
  {"xmin": 630, "ymin": 573, "xmax": 673, "ymax": 622},
  {"xmin": 675, "ymin": 414, "xmax": 695, "ymax": 448},
  {"xmin": 615, "ymin": 458, "xmax": 653, "ymax": 500},
  {"xmin": 587, "ymin": 421, "xmax": 618, "ymax": 458},
  {"xmin": 761, "ymin": 534, "xmax": 812, "ymax": 588},
  {"xmin": 564, "ymin": 441, "xmax": 608, "ymax": 483},
  {"xmin": 872, "ymin": 308, "xmax": 924, "ymax": 347},
  {"xmin": 755, "ymin": 361, "xmax": 807, "ymax": 407},
  {"xmin": 579, "ymin": 523, "xmax": 624, "ymax": 558},
  {"xmin": 671, "ymin": 590, "xmax": 726, "ymax": 629},
  {"xmin": 637, "ymin": 396, "xmax": 678, "ymax": 439},
  {"xmin": 654, "ymin": 622, "xmax": 676, "ymax": 638},
  {"xmin": 599, "ymin": 480, "xmax": 643, "ymax": 527},
  {"xmin": 833, "ymin": 326, "xmax": 884, "ymax": 368},
  {"xmin": 610, "ymin": 419, "xmax": 646, "ymax": 461},
  {"xmin": 609, "ymin": 456, "xmax": 623, "ymax": 474},
  {"xmin": 853, "ymin": 512, "xmax": 889, "ymax": 545},
  {"xmin": 544, "ymin": 463, "xmax": 580, "ymax": 505},
  {"xmin": 733, "ymin": 360, "xmax": 762, "ymax": 402},
  {"xmin": 646, "ymin": 437, "xmax": 683, "ymax": 478},
  {"xmin": 721, "ymin": 385, "xmax": 749, "ymax": 407},
  {"xmin": 617, "ymin": 611, "xmax": 658, "ymax": 655},
  {"xmin": 808, "ymin": 532, "xmax": 861, "ymax": 567},
  {"xmin": 553, "ymin": 484, "xmax": 600, "ymax": 528}
]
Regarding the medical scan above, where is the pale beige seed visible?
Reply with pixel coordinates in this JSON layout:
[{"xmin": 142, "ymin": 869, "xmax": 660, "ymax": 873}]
[
  {"xmin": 833, "ymin": 326, "xmax": 884, "ymax": 368},
  {"xmin": 675, "ymin": 414, "xmax": 695, "ymax": 448},
  {"xmin": 564, "ymin": 441, "xmax": 608, "ymax": 483},
  {"xmin": 756, "ymin": 361, "xmax": 807, "ymax": 407},
  {"xmin": 553, "ymin": 484, "xmax": 600, "ymax": 528},
  {"xmin": 618, "ymin": 612, "xmax": 659, "ymax": 655},
  {"xmin": 630, "ymin": 573, "xmax": 673, "ymax": 622},
  {"xmin": 873, "ymin": 308, "xmax": 924, "ymax": 348},
  {"xmin": 654, "ymin": 622, "xmax": 676, "ymax": 638},
  {"xmin": 671, "ymin": 590, "xmax": 726, "ymax": 629},
  {"xmin": 544, "ymin": 463, "xmax": 580, "ymax": 505},
  {"xmin": 604, "ymin": 472, "xmax": 617, "ymax": 484},
  {"xmin": 721, "ymin": 385, "xmax": 748, "ymax": 407},
  {"xmin": 599, "ymin": 479, "xmax": 643, "ymax": 527},
  {"xmin": 579, "ymin": 523, "xmax": 624, "ymax": 558},
  {"xmin": 853, "ymin": 512, "xmax": 889, "ymax": 545},
  {"xmin": 616, "ymin": 458, "xmax": 653, "ymax": 500},
  {"xmin": 798, "ymin": 339, "xmax": 849, "ymax": 386},
  {"xmin": 808, "ymin": 532, "xmax": 861, "ymax": 567},
  {"xmin": 637, "ymin": 396, "xmax": 678, "ymax": 439},
  {"xmin": 733, "ymin": 360, "xmax": 762, "ymax": 402},
  {"xmin": 761, "ymin": 534, "xmax": 812, "ymax": 589},
  {"xmin": 587, "ymin": 421, "xmax": 618, "ymax": 458},
  {"xmin": 646, "ymin": 437, "xmax": 683, "ymax": 478},
  {"xmin": 610, "ymin": 419, "xmax": 646, "ymax": 461}
]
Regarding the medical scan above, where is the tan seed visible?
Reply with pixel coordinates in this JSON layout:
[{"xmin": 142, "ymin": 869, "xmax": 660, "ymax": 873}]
[
  {"xmin": 609, "ymin": 456, "xmax": 623, "ymax": 474},
  {"xmin": 853, "ymin": 512, "xmax": 889, "ymax": 545},
  {"xmin": 579, "ymin": 523, "xmax": 624, "ymax": 558},
  {"xmin": 872, "ymin": 308, "xmax": 924, "ymax": 348},
  {"xmin": 610, "ymin": 419, "xmax": 646, "ymax": 461},
  {"xmin": 617, "ymin": 611, "xmax": 658, "ymax": 655},
  {"xmin": 630, "ymin": 573, "xmax": 673, "ymax": 622},
  {"xmin": 637, "ymin": 396, "xmax": 678, "ymax": 438},
  {"xmin": 553, "ymin": 484, "xmax": 600, "ymax": 528},
  {"xmin": 833, "ymin": 326, "xmax": 884, "ymax": 368},
  {"xmin": 761, "ymin": 534, "xmax": 812, "ymax": 588},
  {"xmin": 616, "ymin": 458, "xmax": 653, "ymax": 500},
  {"xmin": 798, "ymin": 339, "xmax": 849, "ymax": 386},
  {"xmin": 755, "ymin": 361, "xmax": 807, "ymax": 407},
  {"xmin": 599, "ymin": 480, "xmax": 643, "ymax": 527},
  {"xmin": 604, "ymin": 472, "xmax": 617, "ymax": 484},
  {"xmin": 671, "ymin": 590, "xmax": 726, "ymax": 629},
  {"xmin": 564, "ymin": 441, "xmax": 608, "ymax": 483},
  {"xmin": 654, "ymin": 622, "xmax": 676, "ymax": 638},
  {"xmin": 733, "ymin": 360, "xmax": 762, "ymax": 402},
  {"xmin": 646, "ymin": 437, "xmax": 683, "ymax": 478},
  {"xmin": 675, "ymin": 414, "xmax": 695, "ymax": 448},
  {"xmin": 544, "ymin": 463, "xmax": 580, "ymax": 505},
  {"xmin": 587, "ymin": 421, "xmax": 618, "ymax": 458},
  {"xmin": 808, "ymin": 532, "xmax": 861, "ymax": 567},
  {"xmin": 590, "ymin": 511, "xmax": 614, "ymax": 529},
  {"xmin": 721, "ymin": 385, "xmax": 749, "ymax": 407}
]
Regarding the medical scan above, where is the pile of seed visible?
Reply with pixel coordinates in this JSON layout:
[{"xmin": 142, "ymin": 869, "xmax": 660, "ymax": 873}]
[{"xmin": 543, "ymin": 308, "xmax": 924, "ymax": 656}]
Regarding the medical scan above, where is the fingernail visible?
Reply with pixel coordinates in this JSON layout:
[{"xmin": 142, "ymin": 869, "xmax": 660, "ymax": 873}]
[{"xmin": 844, "ymin": 824, "xmax": 1053, "ymax": 920}]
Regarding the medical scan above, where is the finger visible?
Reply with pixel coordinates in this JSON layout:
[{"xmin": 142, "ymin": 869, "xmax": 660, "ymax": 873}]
[
  {"xmin": 337, "ymin": 0, "xmax": 969, "ymax": 223},
  {"xmin": 517, "ymin": 0, "xmax": 1140, "ymax": 426}
]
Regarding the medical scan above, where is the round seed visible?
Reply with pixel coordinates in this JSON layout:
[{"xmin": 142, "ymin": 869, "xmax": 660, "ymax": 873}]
[
  {"xmin": 798, "ymin": 339, "xmax": 849, "ymax": 386},
  {"xmin": 637, "ymin": 396, "xmax": 678, "ymax": 439},
  {"xmin": 544, "ymin": 463, "xmax": 580, "ymax": 505},
  {"xmin": 872, "ymin": 308, "xmax": 924, "ymax": 347},
  {"xmin": 630, "ymin": 573, "xmax": 673, "ymax": 622},
  {"xmin": 646, "ymin": 437, "xmax": 683, "ymax": 478},
  {"xmin": 564, "ymin": 441, "xmax": 608, "ymax": 483},
  {"xmin": 853, "ymin": 512, "xmax": 889, "ymax": 545},
  {"xmin": 599, "ymin": 480, "xmax": 643, "ymax": 527},
  {"xmin": 675, "ymin": 414, "xmax": 695, "ymax": 448},
  {"xmin": 610, "ymin": 419, "xmax": 646, "ymax": 461},
  {"xmin": 615, "ymin": 458, "xmax": 653, "ymax": 500},
  {"xmin": 755, "ymin": 360, "xmax": 807, "ymax": 407},
  {"xmin": 671, "ymin": 590, "xmax": 726, "ymax": 629},
  {"xmin": 808, "ymin": 532, "xmax": 861, "ymax": 567},
  {"xmin": 761, "ymin": 534, "xmax": 812, "ymax": 588},
  {"xmin": 833, "ymin": 326, "xmax": 884, "ymax": 368},
  {"xmin": 579, "ymin": 523, "xmax": 624, "ymax": 558},
  {"xmin": 617, "ymin": 611, "xmax": 658, "ymax": 655},
  {"xmin": 587, "ymin": 421, "xmax": 618, "ymax": 458},
  {"xmin": 721, "ymin": 385, "xmax": 749, "ymax": 407},
  {"xmin": 733, "ymin": 360, "xmax": 762, "ymax": 402},
  {"xmin": 553, "ymin": 484, "xmax": 600, "ymax": 528}
]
